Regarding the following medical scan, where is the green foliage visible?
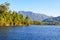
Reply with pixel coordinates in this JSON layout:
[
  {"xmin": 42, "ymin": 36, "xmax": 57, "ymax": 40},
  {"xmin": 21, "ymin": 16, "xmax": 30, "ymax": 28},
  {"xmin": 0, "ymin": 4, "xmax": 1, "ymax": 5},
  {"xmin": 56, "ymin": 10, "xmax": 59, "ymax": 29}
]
[
  {"xmin": 31, "ymin": 20, "xmax": 47, "ymax": 25},
  {"xmin": 25, "ymin": 15, "xmax": 31, "ymax": 26},
  {"xmin": 0, "ymin": 2, "xmax": 25, "ymax": 26},
  {"xmin": 0, "ymin": 2, "xmax": 9, "ymax": 13}
]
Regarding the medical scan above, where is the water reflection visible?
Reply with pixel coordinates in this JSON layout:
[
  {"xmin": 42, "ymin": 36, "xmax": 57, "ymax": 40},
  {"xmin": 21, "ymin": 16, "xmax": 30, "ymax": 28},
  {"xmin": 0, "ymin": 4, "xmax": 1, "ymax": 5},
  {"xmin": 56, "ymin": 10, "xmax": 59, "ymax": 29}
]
[{"xmin": 0, "ymin": 27, "xmax": 9, "ymax": 40}]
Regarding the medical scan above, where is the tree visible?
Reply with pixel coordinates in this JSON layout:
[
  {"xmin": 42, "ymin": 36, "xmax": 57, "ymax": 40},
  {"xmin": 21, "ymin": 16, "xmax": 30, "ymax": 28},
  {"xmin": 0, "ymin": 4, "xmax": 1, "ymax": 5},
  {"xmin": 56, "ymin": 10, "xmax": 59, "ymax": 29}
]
[
  {"xmin": 25, "ymin": 15, "xmax": 31, "ymax": 26},
  {"xmin": 0, "ymin": 2, "xmax": 10, "ymax": 13}
]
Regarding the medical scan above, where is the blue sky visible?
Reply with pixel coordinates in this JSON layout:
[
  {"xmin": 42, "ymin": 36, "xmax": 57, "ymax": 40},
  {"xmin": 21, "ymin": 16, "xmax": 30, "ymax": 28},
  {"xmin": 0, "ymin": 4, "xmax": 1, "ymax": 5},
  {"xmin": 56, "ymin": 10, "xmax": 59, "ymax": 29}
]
[{"xmin": 0, "ymin": 0, "xmax": 60, "ymax": 17}]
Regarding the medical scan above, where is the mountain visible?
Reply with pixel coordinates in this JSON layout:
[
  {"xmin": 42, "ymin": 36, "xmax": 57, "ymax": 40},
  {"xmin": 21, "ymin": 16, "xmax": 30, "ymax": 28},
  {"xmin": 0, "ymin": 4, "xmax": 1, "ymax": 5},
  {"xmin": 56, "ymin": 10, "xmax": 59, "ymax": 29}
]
[
  {"xmin": 43, "ymin": 16, "xmax": 60, "ymax": 22},
  {"xmin": 18, "ymin": 11, "xmax": 51, "ymax": 21}
]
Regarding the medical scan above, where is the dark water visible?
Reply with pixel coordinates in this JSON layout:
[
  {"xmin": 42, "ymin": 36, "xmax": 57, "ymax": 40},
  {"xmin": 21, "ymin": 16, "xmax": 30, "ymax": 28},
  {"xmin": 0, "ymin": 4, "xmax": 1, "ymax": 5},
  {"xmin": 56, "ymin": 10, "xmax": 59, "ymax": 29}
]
[{"xmin": 0, "ymin": 25, "xmax": 60, "ymax": 40}]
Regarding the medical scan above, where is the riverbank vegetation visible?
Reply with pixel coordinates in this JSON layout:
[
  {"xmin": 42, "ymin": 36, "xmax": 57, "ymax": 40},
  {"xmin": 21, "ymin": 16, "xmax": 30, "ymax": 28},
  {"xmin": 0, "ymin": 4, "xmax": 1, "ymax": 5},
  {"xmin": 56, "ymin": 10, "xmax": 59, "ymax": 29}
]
[
  {"xmin": 0, "ymin": 2, "xmax": 60, "ymax": 27},
  {"xmin": 0, "ymin": 2, "xmax": 31, "ymax": 26}
]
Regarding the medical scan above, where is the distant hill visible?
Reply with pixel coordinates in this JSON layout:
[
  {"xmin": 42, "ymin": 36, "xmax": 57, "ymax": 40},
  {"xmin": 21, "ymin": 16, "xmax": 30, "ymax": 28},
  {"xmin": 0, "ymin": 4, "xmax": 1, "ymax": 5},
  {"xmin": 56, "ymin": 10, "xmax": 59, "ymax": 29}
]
[
  {"xmin": 18, "ymin": 11, "xmax": 51, "ymax": 21},
  {"xmin": 43, "ymin": 16, "xmax": 60, "ymax": 22}
]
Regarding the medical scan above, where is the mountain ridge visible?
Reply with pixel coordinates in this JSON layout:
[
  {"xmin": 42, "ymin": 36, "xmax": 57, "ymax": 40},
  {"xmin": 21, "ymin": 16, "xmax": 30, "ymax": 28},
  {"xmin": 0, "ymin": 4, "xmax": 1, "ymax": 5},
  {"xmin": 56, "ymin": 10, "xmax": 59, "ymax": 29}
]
[
  {"xmin": 18, "ymin": 11, "xmax": 51, "ymax": 21},
  {"xmin": 43, "ymin": 16, "xmax": 60, "ymax": 22}
]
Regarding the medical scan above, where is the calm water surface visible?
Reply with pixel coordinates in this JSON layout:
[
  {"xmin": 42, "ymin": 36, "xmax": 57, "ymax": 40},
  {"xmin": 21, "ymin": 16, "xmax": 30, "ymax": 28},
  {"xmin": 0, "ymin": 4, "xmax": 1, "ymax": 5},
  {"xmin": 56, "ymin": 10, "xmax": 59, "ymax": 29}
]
[{"xmin": 0, "ymin": 25, "xmax": 60, "ymax": 40}]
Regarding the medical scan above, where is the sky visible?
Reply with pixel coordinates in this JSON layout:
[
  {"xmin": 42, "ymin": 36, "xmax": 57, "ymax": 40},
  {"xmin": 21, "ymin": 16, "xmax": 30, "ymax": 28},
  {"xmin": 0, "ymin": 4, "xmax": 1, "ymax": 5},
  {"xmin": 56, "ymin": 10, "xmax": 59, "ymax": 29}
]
[{"xmin": 0, "ymin": 0, "xmax": 60, "ymax": 17}]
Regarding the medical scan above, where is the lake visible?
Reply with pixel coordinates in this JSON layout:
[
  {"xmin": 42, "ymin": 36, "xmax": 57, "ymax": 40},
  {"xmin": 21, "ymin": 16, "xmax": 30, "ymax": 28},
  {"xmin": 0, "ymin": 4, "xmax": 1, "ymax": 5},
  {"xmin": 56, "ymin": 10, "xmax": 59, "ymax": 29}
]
[{"xmin": 0, "ymin": 25, "xmax": 60, "ymax": 40}]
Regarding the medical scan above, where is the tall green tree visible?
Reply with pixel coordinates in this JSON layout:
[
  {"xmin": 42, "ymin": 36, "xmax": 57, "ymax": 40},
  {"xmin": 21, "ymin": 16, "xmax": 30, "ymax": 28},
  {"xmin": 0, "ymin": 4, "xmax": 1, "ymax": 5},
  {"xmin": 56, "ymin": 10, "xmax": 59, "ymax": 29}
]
[{"xmin": 25, "ymin": 15, "xmax": 31, "ymax": 26}]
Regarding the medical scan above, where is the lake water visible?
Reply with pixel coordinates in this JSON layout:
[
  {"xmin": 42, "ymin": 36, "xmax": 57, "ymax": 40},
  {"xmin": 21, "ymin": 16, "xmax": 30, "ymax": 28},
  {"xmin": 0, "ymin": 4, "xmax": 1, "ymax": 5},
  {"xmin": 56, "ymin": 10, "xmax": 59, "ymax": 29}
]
[{"xmin": 0, "ymin": 25, "xmax": 60, "ymax": 40}]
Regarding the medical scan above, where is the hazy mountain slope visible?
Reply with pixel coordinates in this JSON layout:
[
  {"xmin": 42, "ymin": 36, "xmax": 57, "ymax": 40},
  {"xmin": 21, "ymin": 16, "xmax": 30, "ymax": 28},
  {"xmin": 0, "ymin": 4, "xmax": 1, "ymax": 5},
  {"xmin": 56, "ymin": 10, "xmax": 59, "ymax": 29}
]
[
  {"xmin": 18, "ymin": 11, "xmax": 50, "ymax": 21},
  {"xmin": 43, "ymin": 16, "xmax": 60, "ymax": 22}
]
